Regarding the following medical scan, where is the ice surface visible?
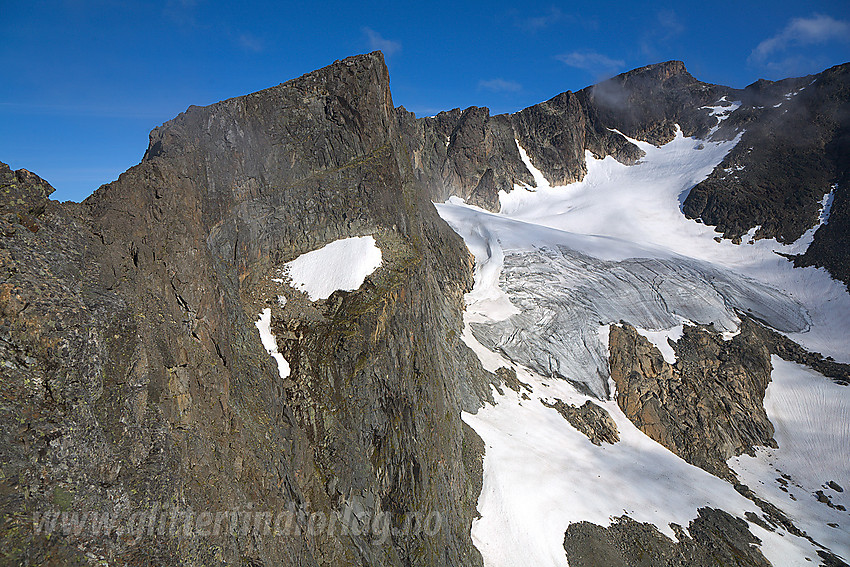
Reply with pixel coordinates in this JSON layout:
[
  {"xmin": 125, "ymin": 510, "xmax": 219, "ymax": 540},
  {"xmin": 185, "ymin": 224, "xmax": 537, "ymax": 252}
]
[
  {"xmin": 255, "ymin": 308, "xmax": 290, "ymax": 379},
  {"xmin": 461, "ymin": 244, "xmax": 808, "ymax": 397},
  {"xmin": 436, "ymin": 124, "xmax": 850, "ymax": 565},
  {"xmin": 283, "ymin": 235, "xmax": 382, "ymax": 301}
]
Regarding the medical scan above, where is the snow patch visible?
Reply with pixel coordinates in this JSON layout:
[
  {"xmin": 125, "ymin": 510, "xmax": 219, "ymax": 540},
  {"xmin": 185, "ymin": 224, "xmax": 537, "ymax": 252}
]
[
  {"xmin": 283, "ymin": 235, "xmax": 382, "ymax": 301},
  {"xmin": 701, "ymin": 97, "xmax": 741, "ymax": 136},
  {"xmin": 701, "ymin": 96, "xmax": 741, "ymax": 118},
  {"xmin": 516, "ymin": 140, "xmax": 551, "ymax": 190},
  {"xmin": 634, "ymin": 324, "xmax": 685, "ymax": 364},
  {"xmin": 255, "ymin": 308, "xmax": 290, "ymax": 379},
  {"xmin": 729, "ymin": 357, "xmax": 850, "ymax": 561},
  {"xmin": 788, "ymin": 187, "xmax": 837, "ymax": 253}
]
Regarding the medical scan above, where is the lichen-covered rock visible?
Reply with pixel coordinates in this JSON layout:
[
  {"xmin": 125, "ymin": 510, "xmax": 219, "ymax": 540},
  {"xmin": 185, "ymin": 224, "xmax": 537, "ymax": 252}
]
[
  {"xmin": 608, "ymin": 321, "xmax": 776, "ymax": 479},
  {"xmin": 0, "ymin": 161, "xmax": 55, "ymax": 234}
]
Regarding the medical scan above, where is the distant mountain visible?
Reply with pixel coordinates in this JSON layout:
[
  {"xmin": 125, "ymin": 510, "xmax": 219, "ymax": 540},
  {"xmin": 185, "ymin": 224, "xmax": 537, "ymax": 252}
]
[{"xmin": 1, "ymin": 52, "xmax": 848, "ymax": 566}]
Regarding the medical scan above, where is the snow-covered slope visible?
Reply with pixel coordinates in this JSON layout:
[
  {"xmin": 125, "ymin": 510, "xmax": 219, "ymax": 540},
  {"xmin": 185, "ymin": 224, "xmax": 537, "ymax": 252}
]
[{"xmin": 437, "ymin": 126, "xmax": 850, "ymax": 565}]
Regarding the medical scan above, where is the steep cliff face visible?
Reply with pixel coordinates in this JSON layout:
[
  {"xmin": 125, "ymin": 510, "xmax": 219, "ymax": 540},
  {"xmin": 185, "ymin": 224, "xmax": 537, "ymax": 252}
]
[{"xmin": 1, "ymin": 53, "xmax": 488, "ymax": 566}]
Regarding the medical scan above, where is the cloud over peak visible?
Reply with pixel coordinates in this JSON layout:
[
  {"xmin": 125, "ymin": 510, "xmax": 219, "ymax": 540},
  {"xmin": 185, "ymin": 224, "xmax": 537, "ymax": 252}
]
[
  {"xmin": 557, "ymin": 50, "xmax": 624, "ymax": 75},
  {"xmin": 364, "ymin": 28, "xmax": 401, "ymax": 56},
  {"xmin": 751, "ymin": 14, "xmax": 849, "ymax": 63}
]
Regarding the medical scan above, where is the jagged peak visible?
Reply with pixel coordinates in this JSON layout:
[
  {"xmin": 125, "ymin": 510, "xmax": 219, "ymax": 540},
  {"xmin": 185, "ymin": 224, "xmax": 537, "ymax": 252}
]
[
  {"xmin": 599, "ymin": 60, "xmax": 695, "ymax": 88},
  {"xmin": 143, "ymin": 51, "xmax": 393, "ymax": 162}
]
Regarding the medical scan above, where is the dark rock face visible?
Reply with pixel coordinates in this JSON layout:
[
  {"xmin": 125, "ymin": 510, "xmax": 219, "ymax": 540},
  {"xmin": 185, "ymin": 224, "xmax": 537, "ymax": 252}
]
[
  {"xmin": 608, "ymin": 321, "xmax": 776, "ymax": 479},
  {"xmin": 1, "ymin": 53, "xmax": 488, "ymax": 566},
  {"xmin": 563, "ymin": 508, "xmax": 772, "ymax": 567},
  {"xmin": 682, "ymin": 65, "xmax": 850, "ymax": 245},
  {"xmin": 396, "ymin": 106, "xmax": 536, "ymax": 210},
  {"xmin": 575, "ymin": 60, "xmax": 725, "ymax": 145},
  {"xmin": 395, "ymin": 76, "xmax": 654, "ymax": 208},
  {"xmin": 541, "ymin": 399, "xmax": 619, "ymax": 445}
]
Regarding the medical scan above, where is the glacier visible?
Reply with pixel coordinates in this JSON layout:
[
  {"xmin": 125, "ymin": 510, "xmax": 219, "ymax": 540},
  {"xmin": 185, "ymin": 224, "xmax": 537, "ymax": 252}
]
[{"xmin": 437, "ymin": 125, "xmax": 850, "ymax": 565}]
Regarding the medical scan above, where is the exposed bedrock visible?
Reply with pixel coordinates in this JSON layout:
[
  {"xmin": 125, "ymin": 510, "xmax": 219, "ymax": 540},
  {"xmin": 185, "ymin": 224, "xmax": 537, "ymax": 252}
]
[
  {"xmin": 541, "ymin": 399, "xmax": 620, "ymax": 446},
  {"xmin": 607, "ymin": 317, "xmax": 850, "ymax": 480},
  {"xmin": 563, "ymin": 508, "xmax": 772, "ymax": 567},
  {"xmin": 608, "ymin": 321, "xmax": 776, "ymax": 480},
  {"xmin": 1, "ymin": 53, "xmax": 489, "ymax": 566}
]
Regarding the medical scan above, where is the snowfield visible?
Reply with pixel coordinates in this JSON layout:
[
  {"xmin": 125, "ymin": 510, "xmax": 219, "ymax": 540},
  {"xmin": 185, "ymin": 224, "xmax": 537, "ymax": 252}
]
[
  {"xmin": 437, "ymin": 125, "xmax": 850, "ymax": 565},
  {"xmin": 730, "ymin": 357, "xmax": 850, "ymax": 560},
  {"xmin": 282, "ymin": 235, "xmax": 382, "ymax": 301}
]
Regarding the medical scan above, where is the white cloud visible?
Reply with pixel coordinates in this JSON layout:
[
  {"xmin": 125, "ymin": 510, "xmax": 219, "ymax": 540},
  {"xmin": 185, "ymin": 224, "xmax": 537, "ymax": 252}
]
[
  {"xmin": 478, "ymin": 78, "xmax": 523, "ymax": 93},
  {"xmin": 750, "ymin": 14, "xmax": 850, "ymax": 63},
  {"xmin": 557, "ymin": 50, "xmax": 624, "ymax": 74},
  {"xmin": 237, "ymin": 32, "xmax": 263, "ymax": 53},
  {"xmin": 363, "ymin": 28, "xmax": 401, "ymax": 56},
  {"xmin": 518, "ymin": 7, "xmax": 567, "ymax": 31}
]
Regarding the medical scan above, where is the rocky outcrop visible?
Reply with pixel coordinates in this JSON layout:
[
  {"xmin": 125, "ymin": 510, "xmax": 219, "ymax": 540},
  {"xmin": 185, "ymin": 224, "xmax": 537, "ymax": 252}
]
[
  {"xmin": 492, "ymin": 366, "xmax": 532, "ymax": 396},
  {"xmin": 1, "ymin": 53, "xmax": 489, "ymax": 566},
  {"xmin": 608, "ymin": 322, "xmax": 776, "ymax": 479},
  {"xmin": 608, "ymin": 316, "xmax": 850, "ymax": 481},
  {"xmin": 745, "ymin": 316, "xmax": 850, "ymax": 384},
  {"xmin": 541, "ymin": 399, "xmax": 619, "ymax": 445},
  {"xmin": 0, "ymin": 162, "xmax": 55, "ymax": 233},
  {"xmin": 563, "ymin": 508, "xmax": 772, "ymax": 567}
]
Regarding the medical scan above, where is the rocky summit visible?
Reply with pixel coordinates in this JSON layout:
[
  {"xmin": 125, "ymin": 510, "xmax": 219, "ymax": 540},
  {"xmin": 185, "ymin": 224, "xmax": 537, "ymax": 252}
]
[{"xmin": 2, "ymin": 52, "xmax": 849, "ymax": 567}]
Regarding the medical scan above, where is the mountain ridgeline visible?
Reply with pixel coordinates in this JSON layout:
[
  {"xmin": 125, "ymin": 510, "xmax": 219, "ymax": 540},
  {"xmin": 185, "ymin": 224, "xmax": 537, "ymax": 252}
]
[
  {"xmin": 398, "ymin": 58, "xmax": 850, "ymax": 287},
  {"xmin": 1, "ymin": 52, "xmax": 848, "ymax": 566}
]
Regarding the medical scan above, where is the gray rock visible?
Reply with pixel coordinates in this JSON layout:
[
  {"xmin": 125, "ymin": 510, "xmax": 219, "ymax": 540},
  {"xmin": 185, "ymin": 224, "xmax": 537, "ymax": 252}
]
[
  {"xmin": 563, "ymin": 507, "xmax": 772, "ymax": 567},
  {"xmin": 541, "ymin": 399, "xmax": 619, "ymax": 445}
]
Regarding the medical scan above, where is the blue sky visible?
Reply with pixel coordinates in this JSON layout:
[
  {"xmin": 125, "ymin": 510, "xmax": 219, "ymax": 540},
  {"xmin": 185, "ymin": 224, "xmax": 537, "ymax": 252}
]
[{"xmin": 2, "ymin": 1, "xmax": 848, "ymax": 202}]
